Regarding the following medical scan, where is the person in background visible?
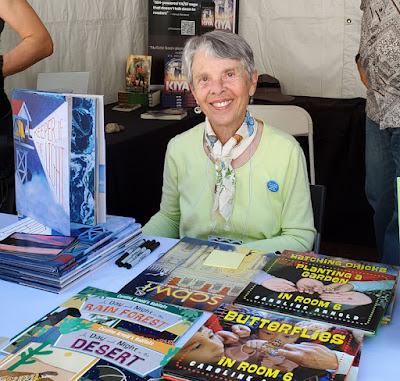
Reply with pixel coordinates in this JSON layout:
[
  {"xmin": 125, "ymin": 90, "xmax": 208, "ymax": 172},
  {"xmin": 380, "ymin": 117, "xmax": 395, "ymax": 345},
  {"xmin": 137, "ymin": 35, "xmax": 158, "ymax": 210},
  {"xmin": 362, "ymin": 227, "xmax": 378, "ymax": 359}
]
[
  {"xmin": 356, "ymin": 0, "xmax": 400, "ymax": 265},
  {"xmin": 0, "ymin": 0, "xmax": 53, "ymax": 213},
  {"xmin": 143, "ymin": 30, "xmax": 315, "ymax": 253}
]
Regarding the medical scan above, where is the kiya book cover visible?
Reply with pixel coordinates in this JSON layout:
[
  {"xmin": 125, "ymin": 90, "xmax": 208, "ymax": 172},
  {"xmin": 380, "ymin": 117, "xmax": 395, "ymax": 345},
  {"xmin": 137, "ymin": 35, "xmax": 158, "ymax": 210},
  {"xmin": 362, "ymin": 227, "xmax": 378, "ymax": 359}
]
[
  {"xmin": 163, "ymin": 303, "xmax": 363, "ymax": 381},
  {"xmin": 2, "ymin": 286, "xmax": 205, "ymax": 356},
  {"xmin": 126, "ymin": 55, "xmax": 152, "ymax": 92},
  {"xmin": 164, "ymin": 53, "xmax": 190, "ymax": 93},
  {"xmin": 234, "ymin": 250, "xmax": 399, "ymax": 335},
  {"xmin": 119, "ymin": 237, "xmax": 271, "ymax": 312}
]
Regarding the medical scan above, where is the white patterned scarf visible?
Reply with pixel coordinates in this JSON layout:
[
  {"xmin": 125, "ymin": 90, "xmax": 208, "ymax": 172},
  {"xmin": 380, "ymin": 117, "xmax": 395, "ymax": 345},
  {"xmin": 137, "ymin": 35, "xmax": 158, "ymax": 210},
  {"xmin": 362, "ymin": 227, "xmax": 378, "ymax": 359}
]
[{"xmin": 204, "ymin": 110, "xmax": 257, "ymax": 221}]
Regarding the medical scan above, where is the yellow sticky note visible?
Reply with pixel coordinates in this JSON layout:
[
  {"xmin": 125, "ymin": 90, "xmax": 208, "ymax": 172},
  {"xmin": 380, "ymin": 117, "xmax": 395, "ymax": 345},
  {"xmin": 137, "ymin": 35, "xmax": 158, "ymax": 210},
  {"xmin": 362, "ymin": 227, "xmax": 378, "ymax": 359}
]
[{"xmin": 203, "ymin": 249, "xmax": 248, "ymax": 269}]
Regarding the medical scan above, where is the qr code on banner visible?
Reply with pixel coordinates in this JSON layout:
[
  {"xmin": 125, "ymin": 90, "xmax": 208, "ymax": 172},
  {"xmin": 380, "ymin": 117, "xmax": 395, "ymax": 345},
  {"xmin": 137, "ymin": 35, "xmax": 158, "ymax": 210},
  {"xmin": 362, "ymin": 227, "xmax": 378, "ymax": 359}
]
[{"xmin": 181, "ymin": 20, "xmax": 195, "ymax": 36}]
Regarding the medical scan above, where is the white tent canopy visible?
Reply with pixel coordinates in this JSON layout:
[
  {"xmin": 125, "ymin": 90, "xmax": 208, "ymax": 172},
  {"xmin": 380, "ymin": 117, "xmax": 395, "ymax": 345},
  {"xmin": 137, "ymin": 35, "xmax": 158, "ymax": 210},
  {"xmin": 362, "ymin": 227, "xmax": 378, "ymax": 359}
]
[{"xmin": 0, "ymin": 0, "xmax": 365, "ymax": 104}]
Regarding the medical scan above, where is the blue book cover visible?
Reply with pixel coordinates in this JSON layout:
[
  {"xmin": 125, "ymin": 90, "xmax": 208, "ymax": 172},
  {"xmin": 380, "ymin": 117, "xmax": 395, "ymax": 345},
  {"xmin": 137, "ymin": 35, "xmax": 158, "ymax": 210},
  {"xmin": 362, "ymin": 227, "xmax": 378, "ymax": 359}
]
[
  {"xmin": 11, "ymin": 90, "xmax": 104, "ymax": 234},
  {"xmin": 70, "ymin": 96, "xmax": 97, "ymax": 225},
  {"xmin": 12, "ymin": 89, "xmax": 71, "ymax": 235}
]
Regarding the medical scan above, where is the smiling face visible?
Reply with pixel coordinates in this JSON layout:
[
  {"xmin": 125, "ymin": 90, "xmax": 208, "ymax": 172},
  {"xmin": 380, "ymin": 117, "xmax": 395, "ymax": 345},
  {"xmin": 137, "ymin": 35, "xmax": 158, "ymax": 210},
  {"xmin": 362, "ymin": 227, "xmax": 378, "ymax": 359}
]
[{"xmin": 190, "ymin": 49, "xmax": 258, "ymax": 134}]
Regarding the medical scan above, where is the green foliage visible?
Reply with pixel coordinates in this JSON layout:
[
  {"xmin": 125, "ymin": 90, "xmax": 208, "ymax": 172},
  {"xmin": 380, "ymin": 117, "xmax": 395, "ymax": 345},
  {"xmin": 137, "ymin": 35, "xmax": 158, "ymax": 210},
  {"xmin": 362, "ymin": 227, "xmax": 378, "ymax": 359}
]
[{"xmin": 8, "ymin": 342, "xmax": 53, "ymax": 371}]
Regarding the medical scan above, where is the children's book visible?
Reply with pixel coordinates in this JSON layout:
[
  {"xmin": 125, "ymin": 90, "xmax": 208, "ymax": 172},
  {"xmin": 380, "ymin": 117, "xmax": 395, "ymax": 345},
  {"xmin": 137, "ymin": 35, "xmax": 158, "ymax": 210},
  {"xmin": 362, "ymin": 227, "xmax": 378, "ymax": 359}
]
[
  {"xmin": 214, "ymin": 0, "xmax": 237, "ymax": 32},
  {"xmin": 119, "ymin": 237, "xmax": 271, "ymax": 312},
  {"xmin": 234, "ymin": 250, "xmax": 398, "ymax": 335},
  {"xmin": 126, "ymin": 55, "xmax": 152, "ymax": 92},
  {"xmin": 11, "ymin": 89, "xmax": 106, "ymax": 235},
  {"xmin": 163, "ymin": 303, "xmax": 363, "ymax": 381},
  {"xmin": 112, "ymin": 103, "xmax": 142, "ymax": 112},
  {"xmin": 0, "ymin": 314, "xmax": 204, "ymax": 381},
  {"xmin": 140, "ymin": 108, "xmax": 188, "ymax": 121},
  {"xmin": 2, "ymin": 286, "xmax": 205, "ymax": 356},
  {"xmin": 0, "ymin": 216, "xmax": 141, "ymax": 292},
  {"xmin": 164, "ymin": 53, "xmax": 190, "ymax": 93}
]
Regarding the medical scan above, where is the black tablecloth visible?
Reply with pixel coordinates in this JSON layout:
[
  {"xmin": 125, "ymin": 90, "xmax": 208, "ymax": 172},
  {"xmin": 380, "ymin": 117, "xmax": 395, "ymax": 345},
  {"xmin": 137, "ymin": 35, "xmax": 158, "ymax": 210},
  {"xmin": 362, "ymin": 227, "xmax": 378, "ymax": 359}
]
[
  {"xmin": 105, "ymin": 98, "xmax": 375, "ymax": 247},
  {"xmin": 105, "ymin": 105, "xmax": 204, "ymax": 225},
  {"xmin": 254, "ymin": 96, "xmax": 374, "ymax": 246}
]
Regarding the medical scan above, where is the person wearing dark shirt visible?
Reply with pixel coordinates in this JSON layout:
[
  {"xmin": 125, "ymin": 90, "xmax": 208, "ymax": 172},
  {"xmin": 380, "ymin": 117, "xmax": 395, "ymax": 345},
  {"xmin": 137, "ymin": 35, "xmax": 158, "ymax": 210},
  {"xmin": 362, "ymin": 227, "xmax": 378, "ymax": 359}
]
[{"xmin": 0, "ymin": 0, "xmax": 53, "ymax": 213}]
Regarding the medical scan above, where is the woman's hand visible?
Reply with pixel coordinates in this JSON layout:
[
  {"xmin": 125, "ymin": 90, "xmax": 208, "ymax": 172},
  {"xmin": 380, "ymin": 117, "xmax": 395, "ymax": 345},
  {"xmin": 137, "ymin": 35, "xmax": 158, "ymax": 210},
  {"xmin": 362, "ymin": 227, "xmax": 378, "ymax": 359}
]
[
  {"xmin": 215, "ymin": 330, "xmax": 239, "ymax": 344},
  {"xmin": 262, "ymin": 277, "xmax": 297, "ymax": 292},
  {"xmin": 322, "ymin": 282, "xmax": 354, "ymax": 293},
  {"xmin": 231, "ymin": 324, "xmax": 251, "ymax": 338},
  {"xmin": 320, "ymin": 291, "xmax": 372, "ymax": 306},
  {"xmin": 296, "ymin": 278, "xmax": 324, "ymax": 294},
  {"xmin": 278, "ymin": 342, "xmax": 339, "ymax": 370}
]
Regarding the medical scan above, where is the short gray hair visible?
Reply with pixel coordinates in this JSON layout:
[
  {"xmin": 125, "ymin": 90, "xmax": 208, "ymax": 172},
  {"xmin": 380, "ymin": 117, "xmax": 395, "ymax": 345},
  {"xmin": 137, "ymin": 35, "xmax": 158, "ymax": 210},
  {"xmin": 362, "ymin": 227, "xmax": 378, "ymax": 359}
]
[{"xmin": 182, "ymin": 31, "xmax": 255, "ymax": 85}]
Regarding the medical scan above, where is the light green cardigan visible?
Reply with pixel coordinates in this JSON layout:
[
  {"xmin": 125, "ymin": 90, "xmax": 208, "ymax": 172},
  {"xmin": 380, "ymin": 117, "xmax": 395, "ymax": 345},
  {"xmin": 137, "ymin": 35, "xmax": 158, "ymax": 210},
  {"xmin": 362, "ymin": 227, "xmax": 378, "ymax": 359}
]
[{"xmin": 143, "ymin": 121, "xmax": 316, "ymax": 252}]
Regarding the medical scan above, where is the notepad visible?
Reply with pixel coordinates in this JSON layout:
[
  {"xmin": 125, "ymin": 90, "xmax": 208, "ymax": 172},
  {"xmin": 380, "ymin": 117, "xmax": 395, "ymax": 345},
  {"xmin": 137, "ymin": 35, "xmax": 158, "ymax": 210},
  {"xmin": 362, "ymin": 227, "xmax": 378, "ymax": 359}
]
[{"xmin": 203, "ymin": 249, "xmax": 248, "ymax": 269}]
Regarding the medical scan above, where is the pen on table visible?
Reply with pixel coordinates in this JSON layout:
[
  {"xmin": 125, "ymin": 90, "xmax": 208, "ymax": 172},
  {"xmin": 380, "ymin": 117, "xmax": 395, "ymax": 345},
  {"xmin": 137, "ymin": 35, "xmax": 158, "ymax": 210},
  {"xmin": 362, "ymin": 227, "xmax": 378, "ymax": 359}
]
[
  {"xmin": 115, "ymin": 238, "xmax": 145, "ymax": 267},
  {"xmin": 121, "ymin": 246, "xmax": 148, "ymax": 268},
  {"xmin": 123, "ymin": 241, "xmax": 159, "ymax": 268},
  {"xmin": 125, "ymin": 240, "xmax": 160, "ymax": 269}
]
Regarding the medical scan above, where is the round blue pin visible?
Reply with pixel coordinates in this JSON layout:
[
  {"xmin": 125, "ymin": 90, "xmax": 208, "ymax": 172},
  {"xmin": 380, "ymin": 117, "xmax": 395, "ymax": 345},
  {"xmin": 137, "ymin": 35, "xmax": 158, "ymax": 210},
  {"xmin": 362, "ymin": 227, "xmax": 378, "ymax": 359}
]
[{"xmin": 267, "ymin": 180, "xmax": 279, "ymax": 192}]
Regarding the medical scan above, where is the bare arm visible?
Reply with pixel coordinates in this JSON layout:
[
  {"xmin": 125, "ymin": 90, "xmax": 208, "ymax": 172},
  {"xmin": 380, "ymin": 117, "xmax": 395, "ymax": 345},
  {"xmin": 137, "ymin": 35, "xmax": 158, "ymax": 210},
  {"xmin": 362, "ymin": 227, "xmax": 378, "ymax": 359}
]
[
  {"xmin": 355, "ymin": 54, "xmax": 368, "ymax": 88},
  {"xmin": 0, "ymin": 0, "xmax": 53, "ymax": 77}
]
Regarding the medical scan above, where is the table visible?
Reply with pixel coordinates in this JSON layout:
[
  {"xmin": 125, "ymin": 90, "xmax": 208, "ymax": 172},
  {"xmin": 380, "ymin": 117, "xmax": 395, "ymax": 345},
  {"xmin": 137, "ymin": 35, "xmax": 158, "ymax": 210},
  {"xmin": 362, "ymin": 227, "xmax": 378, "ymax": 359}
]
[
  {"xmin": 0, "ymin": 213, "xmax": 399, "ymax": 380},
  {"xmin": 105, "ymin": 98, "xmax": 375, "ymax": 252}
]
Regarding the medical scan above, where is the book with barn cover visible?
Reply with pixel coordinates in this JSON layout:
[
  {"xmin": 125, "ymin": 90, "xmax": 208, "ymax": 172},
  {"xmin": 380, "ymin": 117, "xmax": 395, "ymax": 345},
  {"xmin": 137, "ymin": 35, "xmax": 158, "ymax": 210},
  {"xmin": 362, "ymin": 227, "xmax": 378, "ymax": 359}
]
[
  {"xmin": 119, "ymin": 237, "xmax": 271, "ymax": 312},
  {"xmin": 11, "ymin": 89, "xmax": 106, "ymax": 235},
  {"xmin": 234, "ymin": 250, "xmax": 398, "ymax": 335},
  {"xmin": 163, "ymin": 303, "xmax": 363, "ymax": 381}
]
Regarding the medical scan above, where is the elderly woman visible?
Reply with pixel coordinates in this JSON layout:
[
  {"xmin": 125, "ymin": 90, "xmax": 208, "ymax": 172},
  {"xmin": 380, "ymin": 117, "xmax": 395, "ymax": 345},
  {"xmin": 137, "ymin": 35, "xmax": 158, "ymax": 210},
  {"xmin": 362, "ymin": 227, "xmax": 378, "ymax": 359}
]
[{"xmin": 143, "ymin": 31, "xmax": 315, "ymax": 252}]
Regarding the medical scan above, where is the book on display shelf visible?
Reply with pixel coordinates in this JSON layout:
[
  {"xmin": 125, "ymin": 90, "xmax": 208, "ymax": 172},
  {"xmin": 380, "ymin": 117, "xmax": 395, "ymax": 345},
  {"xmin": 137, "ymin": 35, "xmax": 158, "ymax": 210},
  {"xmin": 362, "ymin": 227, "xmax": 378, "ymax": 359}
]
[
  {"xmin": 126, "ymin": 55, "xmax": 152, "ymax": 93},
  {"xmin": 163, "ymin": 303, "xmax": 363, "ymax": 381},
  {"xmin": 111, "ymin": 103, "xmax": 142, "ymax": 112},
  {"xmin": 164, "ymin": 53, "xmax": 190, "ymax": 93},
  {"xmin": 119, "ymin": 237, "xmax": 271, "ymax": 312},
  {"xmin": 234, "ymin": 250, "xmax": 399, "ymax": 335},
  {"xmin": 140, "ymin": 108, "xmax": 188, "ymax": 121},
  {"xmin": 11, "ymin": 89, "xmax": 106, "ymax": 236}
]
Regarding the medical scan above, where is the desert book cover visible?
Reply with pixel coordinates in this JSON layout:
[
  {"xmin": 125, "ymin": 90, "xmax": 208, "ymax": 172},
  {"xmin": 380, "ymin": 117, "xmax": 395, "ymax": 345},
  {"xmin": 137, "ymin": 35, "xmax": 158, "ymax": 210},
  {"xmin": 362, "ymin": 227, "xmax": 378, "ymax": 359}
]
[
  {"xmin": 163, "ymin": 303, "xmax": 362, "ymax": 381},
  {"xmin": 0, "ymin": 315, "xmax": 189, "ymax": 381},
  {"xmin": 234, "ymin": 250, "xmax": 398, "ymax": 335}
]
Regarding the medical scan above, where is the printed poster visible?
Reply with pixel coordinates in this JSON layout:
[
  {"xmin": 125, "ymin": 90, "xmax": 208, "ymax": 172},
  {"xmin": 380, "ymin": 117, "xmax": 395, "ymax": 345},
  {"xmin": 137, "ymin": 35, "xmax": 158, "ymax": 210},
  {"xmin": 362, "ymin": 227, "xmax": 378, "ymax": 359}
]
[{"xmin": 148, "ymin": 0, "xmax": 239, "ymax": 84}]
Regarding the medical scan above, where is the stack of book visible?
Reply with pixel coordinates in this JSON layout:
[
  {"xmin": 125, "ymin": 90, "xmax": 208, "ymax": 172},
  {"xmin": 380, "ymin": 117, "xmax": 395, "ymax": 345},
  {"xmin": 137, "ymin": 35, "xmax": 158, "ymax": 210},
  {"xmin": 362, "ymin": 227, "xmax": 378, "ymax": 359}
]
[
  {"xmin": 117, "ymin": 89, "xmax": 161, "ymax": 108},
  {"xmin": 0, "ymin": 286, "xmax": 208, "ymax": 380},
  {"xmin": 161, "ymin": 91, "xmax": 197, "ymax": 108},
  {"xmin": 0, "ymin": 215, "xmax": 143, "ymax": 292},
  {"xmin": 156, "ymin": 245, "xmax": 399, "ymax": 381},
  {"xmin": 12, "ymin": 89, "xmax": 106, "ymax": 236}
]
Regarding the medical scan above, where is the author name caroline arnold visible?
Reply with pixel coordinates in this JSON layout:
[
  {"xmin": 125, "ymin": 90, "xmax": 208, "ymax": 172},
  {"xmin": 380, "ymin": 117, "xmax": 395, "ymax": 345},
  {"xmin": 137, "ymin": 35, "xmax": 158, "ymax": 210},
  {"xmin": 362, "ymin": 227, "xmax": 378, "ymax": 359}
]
[
  {"xmin": 253, "ymin": 293, "xmax": 361, "ymax": 321},
  {"xmin": 188, "ymin": 357, "xmax": 295, "ymax": 381}
]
